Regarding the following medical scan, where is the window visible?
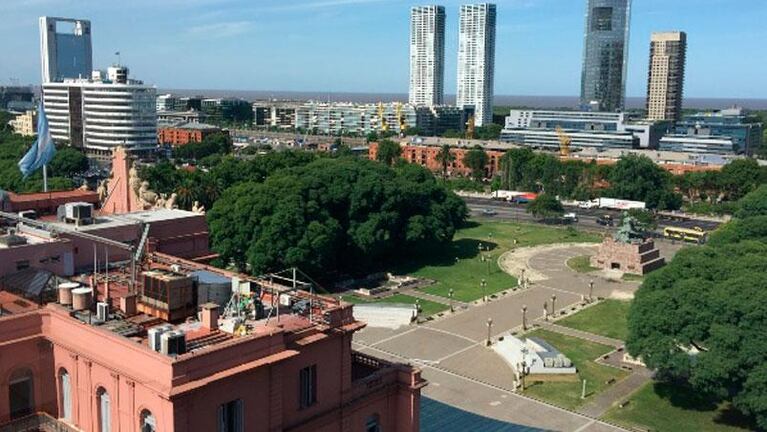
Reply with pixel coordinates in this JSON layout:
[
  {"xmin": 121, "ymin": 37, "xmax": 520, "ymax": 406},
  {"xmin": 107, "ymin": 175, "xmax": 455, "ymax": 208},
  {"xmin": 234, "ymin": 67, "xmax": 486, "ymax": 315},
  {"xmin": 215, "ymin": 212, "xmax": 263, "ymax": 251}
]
[
  {"xmin": 9, "ymin": 369, "xmax": 34, "ymax": 419},
  {"xmin": 366, "ymin": 414, "xmax": 381, "ymax": 432},
  {"xmin": 59, "ymin": 369, "xmax": 72, "ymax": 421},
  {"xmin": 217, "ymin": 399, "xmax": 243, "ymax": 432},
  {"xmin": 299, "ymin": 365, "xmax": 317, "ymax": 409},
  {"xmin": 140, "ymin": 409, "xmax": 156, "ymax": 432},
  {"xmin": 590, "ymin": 7, "xmax": 613, "ymax": 32},
  {"xmin": 97, "ymin": 388, "xmax": 110, "ymax": 432},
  {"xmin": 15, "ymin": 260, "xmax": 30, "ymax": 271}
]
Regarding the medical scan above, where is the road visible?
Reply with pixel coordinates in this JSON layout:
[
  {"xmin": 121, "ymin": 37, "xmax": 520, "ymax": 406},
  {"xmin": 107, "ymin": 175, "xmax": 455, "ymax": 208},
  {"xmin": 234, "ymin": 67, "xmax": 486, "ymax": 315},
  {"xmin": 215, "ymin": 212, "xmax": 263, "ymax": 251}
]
[{"xmin": 463, "ymin": 197, "xmax": 722, "ymax": 232}]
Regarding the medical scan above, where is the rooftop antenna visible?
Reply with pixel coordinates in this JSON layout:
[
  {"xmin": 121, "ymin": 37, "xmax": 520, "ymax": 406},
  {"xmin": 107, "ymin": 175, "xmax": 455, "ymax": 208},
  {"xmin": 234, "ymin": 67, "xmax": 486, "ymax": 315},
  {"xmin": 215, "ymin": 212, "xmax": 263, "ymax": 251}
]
[
  {"xmin": 114, "ymin": 51, "xmax": 121, "ymax": 66},
  {"xmin": 104, "ymin": 246, "xmax": 110, "ymax": 303}
]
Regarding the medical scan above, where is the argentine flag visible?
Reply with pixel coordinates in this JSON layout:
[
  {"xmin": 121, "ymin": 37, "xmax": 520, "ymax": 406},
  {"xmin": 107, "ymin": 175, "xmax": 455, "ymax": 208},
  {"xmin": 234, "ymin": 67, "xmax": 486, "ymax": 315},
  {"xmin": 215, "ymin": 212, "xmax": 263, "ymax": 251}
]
[{"xmin": 18, "ymin": 100, "xmax": 56, "ymax": 178}]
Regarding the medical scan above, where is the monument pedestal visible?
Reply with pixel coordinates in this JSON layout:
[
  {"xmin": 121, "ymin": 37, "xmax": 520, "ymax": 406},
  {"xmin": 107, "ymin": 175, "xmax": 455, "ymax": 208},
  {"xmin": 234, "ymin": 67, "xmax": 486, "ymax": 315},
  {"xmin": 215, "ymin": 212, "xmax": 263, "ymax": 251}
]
[{"xmin": 591, "ymin": 237, "xmax": 665, "ymax": 275}]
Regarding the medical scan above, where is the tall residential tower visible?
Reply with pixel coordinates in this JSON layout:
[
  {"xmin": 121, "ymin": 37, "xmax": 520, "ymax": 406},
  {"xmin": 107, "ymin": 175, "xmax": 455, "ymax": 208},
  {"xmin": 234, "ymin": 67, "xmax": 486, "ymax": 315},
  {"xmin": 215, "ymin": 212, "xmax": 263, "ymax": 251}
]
[
  {"xmin": 580, "ymin": 0, "xmax": 631, "ymax": 112},
  {"xmin": 39, "ymin": 17, "xmax": 93, "ymax": 83},
  {"xmin": 646, "ymin": 31, "xmax": 687, "ymax": 122},
  {"xmin": 409, "ymin": 6, "xmax": 446, "ymax": 107},
  {"xmin": 456, "ymin": 3, "xmax": 496, "ymax": 127}
]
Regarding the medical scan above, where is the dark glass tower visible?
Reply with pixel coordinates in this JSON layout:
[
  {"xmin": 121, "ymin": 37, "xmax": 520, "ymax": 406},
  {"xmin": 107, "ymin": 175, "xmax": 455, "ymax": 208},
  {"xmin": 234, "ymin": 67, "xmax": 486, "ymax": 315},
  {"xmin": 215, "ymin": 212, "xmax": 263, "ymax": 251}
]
[{"xmin": 580, "ymin": 0, "xmax": 631, "ymax": 112}]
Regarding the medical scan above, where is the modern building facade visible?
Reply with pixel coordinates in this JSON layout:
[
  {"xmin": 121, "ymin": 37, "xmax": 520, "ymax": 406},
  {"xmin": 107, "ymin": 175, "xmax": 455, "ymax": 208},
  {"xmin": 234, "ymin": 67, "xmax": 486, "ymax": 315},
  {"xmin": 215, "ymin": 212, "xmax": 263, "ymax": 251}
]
[
  {"xmin": 0, "ymin": 86, "xmax": 35, "ymax": 111},
  {"xmin": 252, "ymin": 101, "xmax": 300, "ymax": 129},
  {"xmin": 456, "ymin": 3, "xmax": 496, "ymax": 127},
  {"xmin": 580, "ymin": 0, "xmax": 631, "ymax": 112},
  {"xmin": 8, "ymin": 110, "xmax": 38, "ymax": 137},
  {"xmin": 674, "ymin": 108, "xmax": 763, "ymax": 154},
  {"xmin": 156, "ymin": 94, "xmax": 177, "ymax": 112},
  {"xmin": 409, "ymin": 6, "xmax": 446, "ymax": 107},
  {"xmin": 646, "ymin": 32, "xmax": 687, "ymax": 122},
  {"xmin": 39, "ymin": 17, "xmax": 93, "ymax": 83},
  {"xmin": 42, "ymin": 66, "xmax": 157, "ymax": 157},
  {"xmin": 295, "ymin": 102, "xmax": 418, "ymax": 136},
  {"xmin": 659, "ymin": 134, "xmax": 737, "ymax": 155}
]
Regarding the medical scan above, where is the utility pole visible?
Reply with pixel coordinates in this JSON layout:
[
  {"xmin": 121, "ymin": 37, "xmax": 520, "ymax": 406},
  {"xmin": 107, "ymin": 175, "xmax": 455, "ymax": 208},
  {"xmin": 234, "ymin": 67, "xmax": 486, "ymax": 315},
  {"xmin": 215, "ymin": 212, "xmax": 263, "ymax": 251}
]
[
  {"xmin": 551, "ymin": 294, "xmax": 557, "ymax": 318},
  {"xmin": 448, "ymin": 288, "xmax": 455, "ymax": 313},
  {"xmin": 481, "ymin": 279, "xmax": 487, "ymax": 302},
  {"xmin": 521, "ymin": 305, "xmax": 528, "ymax": 331},
  {"xmin": 486, "ymin": 317, "xmax": 493, "ymax": 346}
]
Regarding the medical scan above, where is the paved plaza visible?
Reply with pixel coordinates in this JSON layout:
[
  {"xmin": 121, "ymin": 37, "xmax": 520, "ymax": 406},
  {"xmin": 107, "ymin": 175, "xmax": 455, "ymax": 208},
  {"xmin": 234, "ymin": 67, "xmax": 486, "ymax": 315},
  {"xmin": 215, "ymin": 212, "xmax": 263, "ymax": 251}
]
[{"xmin": 353, "ymin": 241, "xmax": 683, "ymax": 431}]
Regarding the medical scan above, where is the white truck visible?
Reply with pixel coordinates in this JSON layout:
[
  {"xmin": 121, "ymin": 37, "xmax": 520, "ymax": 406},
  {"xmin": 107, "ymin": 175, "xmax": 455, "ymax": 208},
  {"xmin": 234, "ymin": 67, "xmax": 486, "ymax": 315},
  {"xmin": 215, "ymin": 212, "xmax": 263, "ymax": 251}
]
[
  {"xmin": 492, "ymin": 190, "xmax": 527, "ymax": 202},
  {"xmin": 579, "ymin": 198, "xmax": 646, "ymax": 211}
]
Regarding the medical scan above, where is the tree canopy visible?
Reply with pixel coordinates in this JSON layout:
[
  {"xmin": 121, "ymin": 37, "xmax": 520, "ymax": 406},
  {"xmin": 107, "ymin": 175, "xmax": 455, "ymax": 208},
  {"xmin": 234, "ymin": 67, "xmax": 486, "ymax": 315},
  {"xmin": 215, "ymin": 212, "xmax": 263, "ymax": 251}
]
[
  {"xmin": 375, "ymin": 139, "xmax": 402, "ymax": 166},
  {"xmin": 462, "ymin": 145, "xmax": 489, "ymax": 181},
  {"xmin": 207, "ymin": 157, "xmax": 467, "ymax": 278},
  {"xmin": 526, "ymin": 193, "xmax": 564, "ymax": 220},
  {"xmin": 172, "ymin": 132, "xmax": 233, "ymax": 161},
  {"xmin": 608, "ymin": 154, "xmax": 682, "ymax": 210}
]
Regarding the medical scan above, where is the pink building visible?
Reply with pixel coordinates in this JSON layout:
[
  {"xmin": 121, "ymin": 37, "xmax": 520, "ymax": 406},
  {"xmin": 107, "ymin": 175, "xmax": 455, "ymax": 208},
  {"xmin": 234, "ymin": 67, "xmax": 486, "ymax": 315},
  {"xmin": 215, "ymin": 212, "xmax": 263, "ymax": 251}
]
[{"xmin": 0, "ymin": 255, "xmax": 424, "ymax": 432}]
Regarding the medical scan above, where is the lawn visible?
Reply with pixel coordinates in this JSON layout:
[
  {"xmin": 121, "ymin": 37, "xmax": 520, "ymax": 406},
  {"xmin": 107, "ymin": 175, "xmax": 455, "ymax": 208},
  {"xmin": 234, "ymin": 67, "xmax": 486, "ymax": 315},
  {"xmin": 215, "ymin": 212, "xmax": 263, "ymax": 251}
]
[
  {"xmin": 522, "ymin": 329, "xmax": 628, "ymax": 410},
  {"xmin": 341, "ymin": 294, "xmax": 449, "ymax": 317},
  {"xmin": 621, "ymin": 273, "xmax": 644, "ymax": 282},
  {"xmin": 567, "ymin": 255, "xmax": 599, "ymax": 273},
  {"xmin": 557, "ymin": 300, "xmax": 632, "ymax": 341},
  {"xmin": 603, "ymin": 382, "xmax": 756, "ymax": 432},
  {"xmin": 394, "ymin": 220, "xmax": 600, "ymax": 303}
]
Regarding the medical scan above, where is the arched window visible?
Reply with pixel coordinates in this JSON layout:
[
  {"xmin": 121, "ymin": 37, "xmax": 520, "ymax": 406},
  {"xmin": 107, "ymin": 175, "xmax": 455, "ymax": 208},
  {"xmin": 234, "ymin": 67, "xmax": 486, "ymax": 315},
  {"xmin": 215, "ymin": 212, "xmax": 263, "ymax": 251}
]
[
  {"xmin": 140, "ymin": 409, "xmax": 157, "ymax": 432},
  {"xmin": 59, "ymin": 368, "xmax": 72, "ymax": 421},
  {"xmin": 97, "ymin": 387, "xmax": 111, "ymax": 432},
  {"xmin": 9, "ymin": 368, "xmax": 34, "ymax": 420},
  {"xmin": 365, "ymin": 413, "xmax": 381, "ymax": 432}
]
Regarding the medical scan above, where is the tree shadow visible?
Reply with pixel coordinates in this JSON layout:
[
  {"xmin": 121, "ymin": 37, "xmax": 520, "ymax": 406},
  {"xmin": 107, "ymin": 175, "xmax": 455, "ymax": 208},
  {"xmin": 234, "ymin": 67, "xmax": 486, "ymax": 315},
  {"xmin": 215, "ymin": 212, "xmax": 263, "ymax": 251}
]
[
  {"xmin": 392, "ymin": 238, "xmax": 500, "ymax": 275},
  {"xmin": 653, "ymin": 381, "xmax": 717, "ymax": 412}
]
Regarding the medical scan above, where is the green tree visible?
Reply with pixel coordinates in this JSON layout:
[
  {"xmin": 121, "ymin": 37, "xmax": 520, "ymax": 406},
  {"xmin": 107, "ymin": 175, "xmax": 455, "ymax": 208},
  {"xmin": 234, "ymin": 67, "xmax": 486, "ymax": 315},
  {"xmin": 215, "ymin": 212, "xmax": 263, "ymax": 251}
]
[
  {"xmin": 434, "ymin": 144, "xmax": 455, "ymax": 179},
  {"xmin": 442, "ymin": 129, "xmax": 463, "ymax": 139},
  {"xmin": 462, "ymin": 145, "xmax": 489, "ymax": 181},
  {"xmin": 719, "ymin": 159, "xmax": 766, "ymax": 201},
  {"xmin": 375, "ymin": 139, "xmax": 401, "ymax": 166},
  {"xmin": 608, "ymin": 154, "xmax": 681, "ymax": 210},
  {"xmin": 474, "ymin": 124, "xmax": 502, "ymax": 140},
  {"xmin": 736, "ymin": 185, "xmax": 767, "ymax": 218},
  {"xmin": 172, "ymin": 132, "xmax": 233, "ymax": 160},
  {"xmin": 48, "ymin": 147, "xmax": 89, "ymax": 178},
  {"xmin": 526, "ymin": 194, "xmax": 564, "ymax": 220},
  {"xmin": 403, "ymin": 126, "xmax": 423, "ymax": 136}
]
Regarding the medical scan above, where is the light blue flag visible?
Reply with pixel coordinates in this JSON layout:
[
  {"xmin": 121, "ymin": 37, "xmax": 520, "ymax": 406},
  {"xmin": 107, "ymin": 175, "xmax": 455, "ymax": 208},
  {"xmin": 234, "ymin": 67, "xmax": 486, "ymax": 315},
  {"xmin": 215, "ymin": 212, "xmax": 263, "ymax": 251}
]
[{"xmin": 18, "ymin": 100, "xmax": 56, "ymax": 178}]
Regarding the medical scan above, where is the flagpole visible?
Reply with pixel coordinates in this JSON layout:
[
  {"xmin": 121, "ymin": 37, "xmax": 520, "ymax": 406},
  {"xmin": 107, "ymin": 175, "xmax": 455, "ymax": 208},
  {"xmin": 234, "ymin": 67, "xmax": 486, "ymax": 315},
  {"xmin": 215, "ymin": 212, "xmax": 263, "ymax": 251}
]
[{"xmin": 43, "ymin": 164, "xmax": 48, "ymax": 193}]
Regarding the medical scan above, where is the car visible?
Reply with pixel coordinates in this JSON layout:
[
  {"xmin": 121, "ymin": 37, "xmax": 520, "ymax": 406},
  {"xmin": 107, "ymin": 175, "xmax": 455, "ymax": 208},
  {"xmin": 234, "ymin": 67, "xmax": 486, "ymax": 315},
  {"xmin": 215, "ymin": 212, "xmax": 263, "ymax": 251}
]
[
  {"xmin": 562, "ymin": 212, "xmax": 579, "ymax": 223},
  {"xmin": 596, "ymin": 215, "xmax": 614, "ymax": 226},
  {"xmin": 482, "ymin": 208, "xmax": 497, "ymax": 216}
]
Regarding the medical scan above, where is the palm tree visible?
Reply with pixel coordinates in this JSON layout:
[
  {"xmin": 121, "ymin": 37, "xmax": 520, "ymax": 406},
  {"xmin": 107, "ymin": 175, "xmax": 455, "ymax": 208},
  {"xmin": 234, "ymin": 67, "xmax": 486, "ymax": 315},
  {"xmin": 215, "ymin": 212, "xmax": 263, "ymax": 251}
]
[{"xmin": 435, "ymin": 145, "xmax": 455, "ymax": 179}]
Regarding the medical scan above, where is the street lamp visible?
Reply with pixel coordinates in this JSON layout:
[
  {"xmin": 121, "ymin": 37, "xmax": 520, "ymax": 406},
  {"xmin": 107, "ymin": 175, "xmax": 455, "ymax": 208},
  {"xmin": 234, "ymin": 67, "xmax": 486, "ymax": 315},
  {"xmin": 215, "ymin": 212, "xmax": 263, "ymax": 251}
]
[
  {"xmin": 481, "ymin": 279, "xmax": 487, "ymax": 302},
  {"xmin": 448, "ymin": 288, "xmax": 455, "ymax": 313},
  {"xmin": 551, "ymin": 294, "xmax": 557, "ymax": 318},
  {"xmin": 543, "ymin": 301, "xmax": 549, "ymax": 321},
  {"xmin": 486, "ymin": 317, "xmax": 493, "ymax": 346},
  {"xmin": 521, "ymin": 268, "xmax": 526, "ymax": 289},
  {"xmin": 520, "ymin": 346, "xmax": 529, "ymax": 390},
  {"xmin": 589, "ymin": 280, "xmax": 595, "ymax": 302},
  {"xmin": 522, "ymin": 305, "xmax": 528, "ymax": 331}
]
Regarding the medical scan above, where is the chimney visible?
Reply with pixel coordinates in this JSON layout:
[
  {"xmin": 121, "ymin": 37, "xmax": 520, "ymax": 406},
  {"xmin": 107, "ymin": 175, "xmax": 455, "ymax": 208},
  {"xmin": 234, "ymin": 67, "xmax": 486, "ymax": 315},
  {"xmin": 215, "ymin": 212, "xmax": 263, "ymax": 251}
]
[
  {"xmin": 120, "ymin": 293, "xmax": 137, "ymax": 316},
  {"xmin": 200, "ymin": 303, "xmax": 219, "ymax": 332}
]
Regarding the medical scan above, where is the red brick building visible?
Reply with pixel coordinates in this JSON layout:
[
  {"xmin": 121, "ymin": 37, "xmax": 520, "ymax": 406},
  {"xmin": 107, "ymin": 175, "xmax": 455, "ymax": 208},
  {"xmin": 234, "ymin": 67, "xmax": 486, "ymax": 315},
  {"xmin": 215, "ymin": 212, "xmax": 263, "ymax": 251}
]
[
  {"xmin": 158, "ymin": 123, "xmax": 221, "ymax": 146},
  {"xmin": 369, "ymin": 142, "xmax": 504, "ymax": 178}
]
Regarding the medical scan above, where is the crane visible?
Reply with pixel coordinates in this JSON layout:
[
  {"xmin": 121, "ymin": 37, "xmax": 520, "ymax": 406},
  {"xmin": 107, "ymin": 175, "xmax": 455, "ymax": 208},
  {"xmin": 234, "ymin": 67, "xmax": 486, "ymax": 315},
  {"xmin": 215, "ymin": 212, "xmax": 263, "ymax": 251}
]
[
  {"xmin": 395, "ymin": 102, "xmax": 407, "ymax": 133},
  {"xmin": 465, "ymin": 115, "xmax": 475, "ymax": 139},
  {"xmin": 556, "ymin": 126, "xmax": 572, "ymax": 158},
  {"xmin": 377, "ymin": 102, "xmax": 389, "ymax": 134}
]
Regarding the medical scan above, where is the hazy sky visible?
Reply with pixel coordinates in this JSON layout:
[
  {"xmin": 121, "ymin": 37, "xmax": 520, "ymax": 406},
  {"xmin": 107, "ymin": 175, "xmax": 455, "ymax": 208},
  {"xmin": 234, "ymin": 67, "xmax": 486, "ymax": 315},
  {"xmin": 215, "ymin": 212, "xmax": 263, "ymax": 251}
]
[{"xmin": 1, "ymin": 0, "xmax": 765, "ymax": 98}]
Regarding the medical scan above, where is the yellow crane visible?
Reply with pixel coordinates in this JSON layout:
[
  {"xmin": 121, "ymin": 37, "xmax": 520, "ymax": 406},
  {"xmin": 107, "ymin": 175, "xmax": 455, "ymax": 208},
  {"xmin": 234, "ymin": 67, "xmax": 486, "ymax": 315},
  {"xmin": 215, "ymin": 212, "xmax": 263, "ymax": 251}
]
[
  {"xmin": 556, "ymin": 126, "xmax": 572, "ymax": 158},
  {"xmin": 395, "ymin": 102, "xmax": 407, "ymax": 132},
  {"xmin": 377, "ymin": 102, "xmax": 389, "ymax": 133},
  {"xmin": 465, "ymin": 115, "xmax": 475, "ymax": 139}
]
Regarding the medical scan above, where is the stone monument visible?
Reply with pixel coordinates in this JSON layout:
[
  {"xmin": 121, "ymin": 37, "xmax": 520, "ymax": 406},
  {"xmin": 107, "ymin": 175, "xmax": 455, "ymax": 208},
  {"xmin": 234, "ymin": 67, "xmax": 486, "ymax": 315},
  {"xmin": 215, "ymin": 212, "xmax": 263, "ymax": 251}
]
[{"xmin": 591, "ymin": 214, "xmax": 665, "ymax": 275}]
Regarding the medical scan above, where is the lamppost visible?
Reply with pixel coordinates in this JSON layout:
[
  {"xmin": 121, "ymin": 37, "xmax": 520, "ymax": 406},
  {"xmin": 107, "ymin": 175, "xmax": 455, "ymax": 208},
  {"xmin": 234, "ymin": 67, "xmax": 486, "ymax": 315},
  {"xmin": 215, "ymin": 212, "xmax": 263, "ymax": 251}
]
[
  {"xmin": 486, "ymin": 317, "xmax": 493, "ymax": 346},
  {"xmin": 522, "ymin": 305, "xmax": 528, "ymax": 331},
  {"xmin": 481, "ymin": 279, "xmax": 487, "ymax": 302},
  {"xmin": 521, "ymin": 268, "xmax": 526, "ymax": 289},
  {"xmin": 415, "ymin": 299, "xmax": 421, "ymax": 321},
  {"xmin": 448, "ymin": 288, "xmax": 455, "ymax": 313},
  {"xmin": 543, "ymin": 301, "xmax": 549, "ymax": 321},
  {"xmin": 589, "ymin": 280, "xmax": 594, "ymax": 302},
  {"xmin": 519, "ymin": 346, "xmax": 529, "ymax": 390},
  {"xmin": 551, "ymin": 294, "xmax": 557, "ymax": 318}
]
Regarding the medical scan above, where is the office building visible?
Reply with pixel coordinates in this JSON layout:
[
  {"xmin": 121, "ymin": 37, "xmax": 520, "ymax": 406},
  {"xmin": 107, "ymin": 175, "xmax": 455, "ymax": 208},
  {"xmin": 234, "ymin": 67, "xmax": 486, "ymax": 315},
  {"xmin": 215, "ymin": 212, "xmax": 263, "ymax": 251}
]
[
  {"xmin": 39, "ymin": 17, "xmax": 93, "ymax": 83},
  {"xmin": 0, "ymin": 86, "xmax": 35, "ymax": 111},
  {"xmin": 659, "ymin": 135, "xmax": 737, "ymax": 155},
  {"xmin": 409, "ymin": 6, "xmax": 446, "ymax": 107},
  {"xmin": 201, "ymin": 98, "xmax": 254, "ymax": 125},
  {"xmin": 415, "ymin": 105, "xmax": 471, "ymax": 136},
  {"xmin": 646, "ymin": 32, "xmax": 687, "ymax": 122},
  {"xmin": 580, "ymin": 0, "xmax": 631, "ymax": 112},
  {"xmin": 43, "ymin": 66, "xmax": 157, "ymax": 157},
  {"xmin": 501, "ymin": 128, "xmax": 637, "ymax": 151},
  {"xmin": 8, "ymin": 110, "xmax": 38, "ymax": 136},
  {"xmin": 252, "ymin": 101, "xmax": 300, "ymax": 129},
  {"xmin": 675, "ymin": 107, "xmax": 763, "ymax": 154},
  {"xmin": 156, "ymin": 93, "xmax": 178, "ymax": 111},
  {"xmin": 457, "ymin": 3, "xmax": 496, "ymax": 126},
  {"xmin": 295, "ymin": 102, "xmax": 418, "ymax": 136},
  {"xmin": 505, "ymin": 110, "xmax": 627, "ymax": 132}
]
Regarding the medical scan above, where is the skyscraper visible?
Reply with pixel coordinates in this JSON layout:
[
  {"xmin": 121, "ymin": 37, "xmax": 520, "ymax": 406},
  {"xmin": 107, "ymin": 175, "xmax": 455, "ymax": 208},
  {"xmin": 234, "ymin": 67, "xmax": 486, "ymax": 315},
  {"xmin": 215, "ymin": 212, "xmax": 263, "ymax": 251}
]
[
  {"xmin": 409, "ymin": 6, "xmax": 446, "ymax": 107},
  {"xmin": 646, "ymin": 31, "xmax": 687, "ymax": 122},
  {"xmin": 580, "ymin": 0, "xmax": 631, "ymax": 112},
  {"xmin": 457, "ymin": 3, "xmax": 496, "ymax": 127},
  {"xmin": 39, "ymin": 17, "xmax": 93, "ymax": 83}
]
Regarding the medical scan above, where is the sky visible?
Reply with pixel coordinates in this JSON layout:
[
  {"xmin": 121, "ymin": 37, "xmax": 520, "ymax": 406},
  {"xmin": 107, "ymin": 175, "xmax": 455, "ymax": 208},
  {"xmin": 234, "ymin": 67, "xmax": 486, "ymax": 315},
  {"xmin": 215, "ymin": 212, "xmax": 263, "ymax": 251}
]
[{"xmin": 1, "ymin": 0, "xmax": 765, "ymax": 98}]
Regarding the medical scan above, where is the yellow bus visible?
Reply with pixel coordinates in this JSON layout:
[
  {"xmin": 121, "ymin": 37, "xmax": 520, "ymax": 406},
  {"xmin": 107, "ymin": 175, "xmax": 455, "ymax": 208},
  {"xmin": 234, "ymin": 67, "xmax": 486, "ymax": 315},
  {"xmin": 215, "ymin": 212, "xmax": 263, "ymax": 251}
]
[{"xmin": 663, "ymin": 226, "xmax": 708, "ymax": 244}]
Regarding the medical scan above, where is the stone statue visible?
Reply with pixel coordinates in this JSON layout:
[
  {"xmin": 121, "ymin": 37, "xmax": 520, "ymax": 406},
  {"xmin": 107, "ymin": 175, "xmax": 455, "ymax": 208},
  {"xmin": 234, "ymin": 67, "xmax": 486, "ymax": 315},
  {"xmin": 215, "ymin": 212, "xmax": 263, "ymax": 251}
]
[
  {"xmin": 128, "ymin": 164, "xmax": 141, "ymax": 196},
  {"xmin": 164, "ymin": 193, "xmax": 178, "ymax": 210},
  {"xmin": 615, "ymin": 213, "xmax": 644, "ymax": 243},
  {"xmin": 155, "ymin": 193, "xmax": 167, "ymax": 209},
  {"xmin": 138, "ymin": 181, "xmax": 158, "ymax": 209},
  {"xmin": 79, "ymin": 180, "xmax": 90, "ymax": 191},
  {"xmin": 192, "ymin": 201, "xmax": 206, "ymax": 214},
  {"xmin": 97, "ymin": 180, "xmax": 108, "ymax": 202}
]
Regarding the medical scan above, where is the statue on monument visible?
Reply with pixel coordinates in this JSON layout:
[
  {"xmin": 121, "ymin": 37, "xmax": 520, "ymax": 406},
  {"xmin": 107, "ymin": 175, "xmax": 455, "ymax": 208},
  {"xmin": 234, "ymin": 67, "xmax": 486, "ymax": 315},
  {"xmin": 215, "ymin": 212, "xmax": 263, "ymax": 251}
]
[{"xmin": 615, "ymin": 212, "xmax": 645, "ymax": 243}]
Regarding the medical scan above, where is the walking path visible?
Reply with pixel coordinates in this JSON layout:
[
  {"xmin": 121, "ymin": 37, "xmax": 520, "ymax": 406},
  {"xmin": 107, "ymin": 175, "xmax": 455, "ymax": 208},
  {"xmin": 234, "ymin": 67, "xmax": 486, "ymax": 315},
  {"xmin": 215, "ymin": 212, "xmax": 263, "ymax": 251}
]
[
  {"xmin": 578, "ymin": 373, "xmax": 652, "ymax": 418},
  {"xmin": 536, "ymin": 322, "xmax": 625, "ymax": 349},
  {"xmin": 400, "ymin": 288, "xmax": 469, "ymax": 309}
]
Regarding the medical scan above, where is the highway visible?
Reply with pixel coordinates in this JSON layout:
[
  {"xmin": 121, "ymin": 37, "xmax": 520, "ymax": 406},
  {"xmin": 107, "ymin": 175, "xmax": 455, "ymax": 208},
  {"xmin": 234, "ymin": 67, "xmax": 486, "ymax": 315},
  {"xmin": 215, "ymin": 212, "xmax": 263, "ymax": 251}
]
[{"xmin": 462, "ymin": 197, "xmax": 723, "ymax": 233}]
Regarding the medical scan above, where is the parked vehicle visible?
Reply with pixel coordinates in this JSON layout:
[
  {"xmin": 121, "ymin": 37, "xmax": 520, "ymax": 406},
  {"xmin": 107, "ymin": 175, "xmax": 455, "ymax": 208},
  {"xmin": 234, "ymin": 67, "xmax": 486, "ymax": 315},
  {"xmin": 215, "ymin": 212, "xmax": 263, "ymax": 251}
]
[
  {"xmin": 596, "ymin": 215, "xmax": 614, "ymax": 226},
  {"xmin": 580, "ymin": 198, "xmax": 646, "ymax": 211},
  {"xmin": 562, "ymin": 212, "xmax": 579, "ymax": 223},
  {"xmin": 482, "ymin": 208, "xmax": 497, "ymax": 216},
  {"xmin": 511, "ymin": 193, "xmax": 538, "ymax": 204}
]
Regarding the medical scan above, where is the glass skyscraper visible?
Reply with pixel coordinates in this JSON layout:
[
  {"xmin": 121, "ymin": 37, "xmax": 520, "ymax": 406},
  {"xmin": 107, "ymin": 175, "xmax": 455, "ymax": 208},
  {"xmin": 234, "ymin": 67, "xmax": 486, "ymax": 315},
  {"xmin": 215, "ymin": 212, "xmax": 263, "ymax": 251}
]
[
  {"xmin": 580, "ymin": 0, "xmax": 631, "ymax": 112},
  {"xmin": 39, "ymin": 17, "xmax": 93, "ymax": 83}
]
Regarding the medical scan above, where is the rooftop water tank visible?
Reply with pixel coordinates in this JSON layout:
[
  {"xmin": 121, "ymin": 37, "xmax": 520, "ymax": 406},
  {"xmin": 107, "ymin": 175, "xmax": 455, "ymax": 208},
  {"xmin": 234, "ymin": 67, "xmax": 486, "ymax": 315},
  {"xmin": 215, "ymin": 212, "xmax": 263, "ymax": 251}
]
[{"xmin": 58, "ymin": 282, "xmax": 80, "ymax": 306}]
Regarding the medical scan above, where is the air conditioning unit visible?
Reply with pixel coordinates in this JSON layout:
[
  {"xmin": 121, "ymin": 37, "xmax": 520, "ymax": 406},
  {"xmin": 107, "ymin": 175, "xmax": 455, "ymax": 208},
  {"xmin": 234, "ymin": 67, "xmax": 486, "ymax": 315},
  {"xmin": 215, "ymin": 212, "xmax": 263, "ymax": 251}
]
[
  {"xmin": 279, "ymin": 294, "xmax": 293, "ymax": 307},
  {"xmin": 64, "ymin": 203, "xmax": 94, "ymax": 226},
  {"xmin": 96, "ymin": 302, "xmax": 109, "ymax": 321},
  {"xmin": 147, "ymin": 325, "xmax": 173, "ymax": 352},
  {"xmin": 161, "ymin": 330, "xmax": 186, "ymax": 356}
]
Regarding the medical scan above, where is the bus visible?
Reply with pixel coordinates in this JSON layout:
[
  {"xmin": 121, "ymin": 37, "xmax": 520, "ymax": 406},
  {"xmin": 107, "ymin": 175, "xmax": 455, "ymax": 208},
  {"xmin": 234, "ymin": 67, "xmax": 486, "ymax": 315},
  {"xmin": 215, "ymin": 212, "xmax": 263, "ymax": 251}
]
[{"xmin": 663, "ymin": 226, "xmax": 708, "ymax": 244}]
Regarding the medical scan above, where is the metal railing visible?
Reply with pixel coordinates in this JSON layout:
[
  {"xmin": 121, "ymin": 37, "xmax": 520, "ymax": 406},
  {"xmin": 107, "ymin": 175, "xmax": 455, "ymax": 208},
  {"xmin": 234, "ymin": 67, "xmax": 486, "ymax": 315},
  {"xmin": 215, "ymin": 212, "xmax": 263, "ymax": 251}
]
[{"xmin": 0, "ymin": 412, "xmax": 81, "ymax": 432}]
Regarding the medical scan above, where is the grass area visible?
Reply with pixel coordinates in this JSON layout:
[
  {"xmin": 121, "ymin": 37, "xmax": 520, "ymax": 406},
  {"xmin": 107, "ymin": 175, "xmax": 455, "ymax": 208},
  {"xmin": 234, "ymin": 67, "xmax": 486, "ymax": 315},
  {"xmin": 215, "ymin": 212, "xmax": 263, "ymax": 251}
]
[
  {"xmin": 522, "ymin": 329, "xmax": 628, "ymax": 410},
  {"xmin": 567, "ymin": 255, "xmax": 599, "ymax": 273},
  {"xmin": 342, "ymin": 294, "xmax": 449, "ymax": 317},
  {"xmin": 557, "ymin": 300, "xmax": 632, "ymax": 341},
  {"xmin": 603, "ymin": 382, "xmax": 756, "ymax": 432},
  {"xmin": 621, "ymin": 273, "xmax": 645, "ymax": 282},
  {"xmin": 393, "ymin": 220, "xmax": 600, "ymax": 303}
]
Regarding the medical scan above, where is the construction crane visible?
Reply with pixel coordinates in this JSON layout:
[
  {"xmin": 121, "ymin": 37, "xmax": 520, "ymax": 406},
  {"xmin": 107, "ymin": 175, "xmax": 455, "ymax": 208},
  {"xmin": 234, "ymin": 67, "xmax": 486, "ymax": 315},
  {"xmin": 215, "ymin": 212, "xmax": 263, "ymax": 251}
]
[
  {"xmin": 465, "ymin": 115, "xmax": 475, "ymax": 139},
  {"xmin": 556, "ymin": 126, "xmax": 572, "ymax": 158},
  {"xmin": 377, "ymin": 102, "xmax": 389, "ymax": 134},
  {"xmin": 395, "ymin": 102, "xmax": 407, "ymax": 132}
]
